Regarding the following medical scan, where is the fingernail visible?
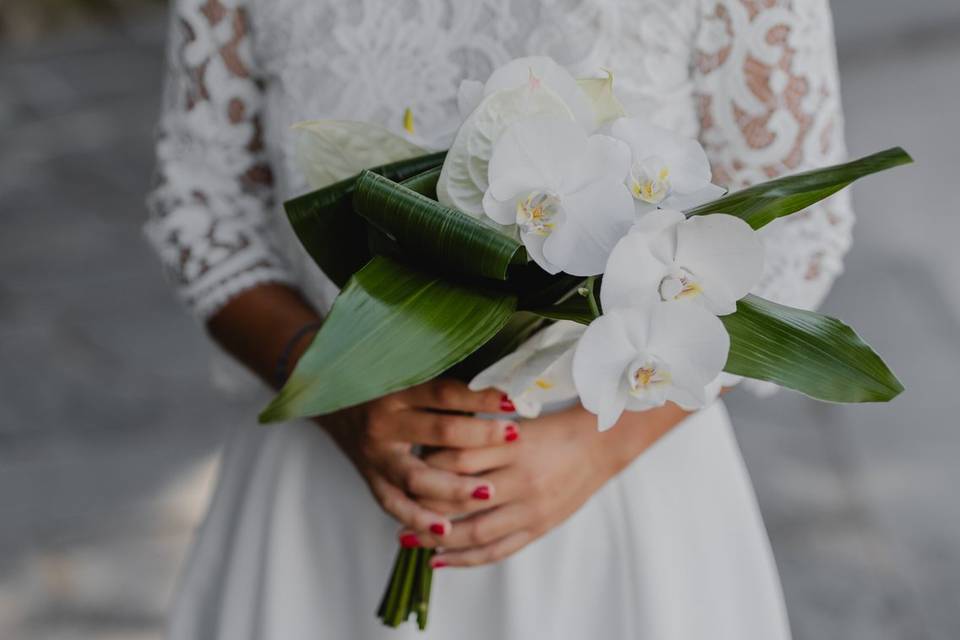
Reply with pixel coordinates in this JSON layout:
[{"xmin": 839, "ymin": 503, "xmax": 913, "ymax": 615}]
[
  {"xmin": 504, "ymin": 423, "xmax": 519, "ymax": 442},
  {"xmin": 431, "ymin": 559, "xmax": 448, "ymax": 569},
  {"xmin": 499, "ymin": 394, "xmax": 516, "ymax": 412},
  {"xmin": 400, "ymin": 533, "xmax": 420, "ymax": 549},
  {"xmin": 429, "ymin": 523, "xmax": 447, "ymax": 536},
  {"xmin": 472, "ymin": 485, "xmax": 491, "ymax": 500}
]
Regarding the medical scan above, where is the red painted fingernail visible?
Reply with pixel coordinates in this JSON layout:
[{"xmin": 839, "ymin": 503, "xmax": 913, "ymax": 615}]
[
  {"xmin": 504, "ymin": 423, "xmax": 519, "ymax": 442},
  {"xmin": 429, "ymin": 523, "xmax": 447, "ymax": 536},
  {"xmin": 400, "ymin": 533, "xmax": 420, "ymax": 549},
  {"xmin": 472, "ymin": 485, "xmax": 491, "ymax": 500},
  {"xmin": 431, "ymin": 559, "xmax": 448, "ymax": 569},
  {"xmin": 499, "ymin": 394, "xmax": 516, "ymax": 412}
]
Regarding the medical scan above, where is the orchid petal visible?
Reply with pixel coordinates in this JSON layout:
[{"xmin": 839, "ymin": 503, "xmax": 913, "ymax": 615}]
[
  {"xmin": 541, "ymin": 179, "xmax": 635, "ymax": 276},
  {"xmin": 573, "ymin": 313, "xmax": 636, "ymax": 430},
  {"xmin": 485, "ymin": 116, "xmax": 582, "ymax": 202},
  {"xmin": 601, "ymin": 209, "xmax": 686, "ymax": 311},
  {"xmin": 674, "ymin": 214, "xmax": 764, "ymax": 314},
  {"xmin": 666, "ymin": 183, "xmax": 728, "ymax": 211},
  {"xmin": 437, "ymin": 84, "xmax": 574, "ymax": 217}
]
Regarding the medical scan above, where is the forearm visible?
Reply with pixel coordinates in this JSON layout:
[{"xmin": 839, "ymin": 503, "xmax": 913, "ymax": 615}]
[
  {"xmin": 206, "ymin": 283, "xmax": 322, "ymax": 389},
  {"xmin": 599, "ymin": 402, "xmax": 692, "ymax": 474}
]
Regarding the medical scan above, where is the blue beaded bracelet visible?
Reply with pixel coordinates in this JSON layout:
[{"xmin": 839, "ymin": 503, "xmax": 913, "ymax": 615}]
[{"xmin": 274, "ymin": 321, "xmax": 324, "ymax": 388}]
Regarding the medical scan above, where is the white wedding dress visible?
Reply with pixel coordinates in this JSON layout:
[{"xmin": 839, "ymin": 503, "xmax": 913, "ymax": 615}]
[{"xmin": 146, "ymin": 1, "xmax": 853, "ymax": 638}]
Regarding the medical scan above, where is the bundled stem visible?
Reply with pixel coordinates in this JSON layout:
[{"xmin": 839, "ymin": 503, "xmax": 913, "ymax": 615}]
[{"xmin": 378, "ymin": 547, "xmax": 436, "ymax": 629}]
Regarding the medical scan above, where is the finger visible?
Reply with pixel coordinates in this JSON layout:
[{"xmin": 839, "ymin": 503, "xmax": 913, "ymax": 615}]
[
  {"xmin": 401, "ymin": 379, "xmax": 513, "ymax": 414},
  {"xmin": 431, "ymin": 530, "xmax": 534, "ymax": 568},
  {"xmin": 433, "ymin": 501, "xmax": 532, "ymax": 551},
  {"xmin": 422, "ymin": 442, "xmax": 518, "ymax": 475},
  {"xmin": 382, "ymin": 455, "xmax": 496, "ymax": 504},
  {"xmin": 368, "ymin": 474, "xmax": 452, "ymax": 536},
  {"xmin": 387, "ymin": 411, "xmax": 518, "ymax": 448}
]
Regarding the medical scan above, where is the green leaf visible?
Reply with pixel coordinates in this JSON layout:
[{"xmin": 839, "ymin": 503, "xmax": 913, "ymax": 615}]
[
  {"xmin": 352, "ymin": 170, "xmax": 526, "ymax": 281},
  {"xmin": 721, "ymin": 295, "xmax": 903, "ymax": 402},
  {"xmin": 284, "ymin": 152, "xmax": 447, "ymax": 288},
  {"xmin": 259, "ymin": 256, "xmax": 517, "ymax": 422},
  {"xmin": 686, "ymin": 147, "xmax": 913, "ymax": 229}
]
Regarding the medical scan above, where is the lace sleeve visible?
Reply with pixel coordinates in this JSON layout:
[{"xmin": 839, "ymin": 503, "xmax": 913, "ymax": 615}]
[
  {"xmin": 145, "ymin": 0, "xmax": 295, "ymax": 320},
  {"xmin": 694, "ymin": 0, "xmax": 853, "ymax": 311}
]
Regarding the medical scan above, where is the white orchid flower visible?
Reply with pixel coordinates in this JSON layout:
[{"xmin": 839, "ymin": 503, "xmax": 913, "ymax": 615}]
[
  {"xmin": 573, "ymin": 304, "xmax": 730, "ymax": 431},
  {"xmin": 482, "ymin": 116, "xmax": 634, "ymax": 276},
  {"xmin": 439, "ymin": 57, "xmax": 597, "ymax": 218},
  {"xmin": 601, "ymin": 209, "xmax": 764, "ymax": 316},
  {"xmin": 469, "ymin": 321, "xmax": 584, "ymax": 418},
  {"xmin": 609, "ymin": 117, "xmax": 725, "ymax": 211}
]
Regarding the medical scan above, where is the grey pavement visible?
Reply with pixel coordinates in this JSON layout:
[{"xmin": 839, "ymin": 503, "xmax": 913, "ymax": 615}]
[{"xmin": 1, "ymin": 5, "xmax": 959, "ymax": 640}]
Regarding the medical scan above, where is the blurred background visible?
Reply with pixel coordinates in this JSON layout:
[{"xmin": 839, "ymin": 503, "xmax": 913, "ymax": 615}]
[{"xmin": 1, "ymin": 1, "xmax": 958, "ymax": 638}]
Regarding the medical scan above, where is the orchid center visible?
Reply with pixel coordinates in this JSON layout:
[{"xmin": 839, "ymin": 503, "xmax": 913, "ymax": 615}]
[
  {"xmin": 630, "ymin": 156, "xmax": 672, "ymax": 204},
  {"xmin": 625, "ymin": 356, "xmax": 671, "ymax": 397},
  {"xmin": 516, "ymin": 191, "xmax": 561, "ymax": 236},
  {"xmin": 659, "ymin": 267, "xmax": 702, "ymax": 302}
]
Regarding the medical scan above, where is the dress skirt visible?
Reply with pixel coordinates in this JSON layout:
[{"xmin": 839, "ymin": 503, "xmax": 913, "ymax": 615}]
[{"xmin": 168, "ymin": 400, "xmax": 791, "ymax": 640}]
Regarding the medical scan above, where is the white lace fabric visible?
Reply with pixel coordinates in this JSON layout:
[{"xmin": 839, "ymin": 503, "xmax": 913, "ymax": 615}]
[{"xmin": 146, "ymin": 0, "xmax": 853, "ymax": 320}]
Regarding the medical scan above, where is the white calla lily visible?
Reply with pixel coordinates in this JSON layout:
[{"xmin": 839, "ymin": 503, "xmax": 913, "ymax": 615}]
[
  {"xmin": 469, "ymin": 321, "xmax": 584, "ymax": 418},
  {"xmin": 601, "ymin": 209, "xmax": 764, "ymax": 315},
  {"xmin": 573, "ymin": 304, "xmax": 730, "ymax": 430},
  {"xmin": 576, "ymin": 70, "xmax": 627, "ymax": 127},
  {"xmin": 456, "ymin": 56, "xmax": 596, "ymax": 130},
  {"xmin": 439, "ymin": 56, "xmax": 599, "ymax": 218},
  {"xmin": 609, "ymin": 117, "xmax": 719, "ymax": 210},
  {"xmin": 293, "ymin": 120, "xmax": 425, "ymax": 189},
  {"xmin": 482, "ymin": 116, "xmax": 634, "ymax": 275}
]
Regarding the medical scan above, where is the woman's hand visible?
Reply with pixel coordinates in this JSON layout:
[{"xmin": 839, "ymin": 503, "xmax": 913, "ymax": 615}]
[
  {"xmin": 319, "ymin": 378, "xmax": 520, "ymax": 537},
  {"xmin": 400, "ymin": 401, "xmax": 690, "ymax": 567}
]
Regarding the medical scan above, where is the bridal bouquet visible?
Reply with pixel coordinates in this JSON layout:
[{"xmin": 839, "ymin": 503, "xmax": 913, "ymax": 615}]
[{"xmin": 260, "ymin": 57, "xmax": 910, "ymax": 629}]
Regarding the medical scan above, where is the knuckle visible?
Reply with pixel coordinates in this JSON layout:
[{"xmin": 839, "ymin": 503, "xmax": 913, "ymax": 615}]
[
  {"xmin": 451, "ymin": 451, "xmax": 477, "ymax": 474},
  {"xmin": 469, "ymin": 522, "xmax": 491, "ymax": 546},
  {"xmin": 434, "ymin": 416, "xmax": 461, "ymax": 444},
  {"xmin": 433, "ymin": 380, "xmax": 461, "ymax": 407},
  {"xmin": 366, "ymin": 415, "xmax": 390, "ymax": 440},
  {"xmin": 358, "ymin": 441, "xmax": 377, "ymax": 461},
  {"xmin": 380, "ymin": 495, "xmax": 402, "ymax": 517},
  {"xmin": 404, "ymin": 468, "xmax": 426, "ymax": 494}
]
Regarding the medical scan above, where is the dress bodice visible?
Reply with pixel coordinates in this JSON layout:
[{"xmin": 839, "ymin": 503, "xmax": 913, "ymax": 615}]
[{"xmin": 147, "ymin": 0, "xmax": 853, "ymax": 322}]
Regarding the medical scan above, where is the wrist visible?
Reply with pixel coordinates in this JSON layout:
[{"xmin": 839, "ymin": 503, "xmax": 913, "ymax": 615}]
[{"xmin": 595, "ymin": 402, "xmax": 691, "ymax": 475}]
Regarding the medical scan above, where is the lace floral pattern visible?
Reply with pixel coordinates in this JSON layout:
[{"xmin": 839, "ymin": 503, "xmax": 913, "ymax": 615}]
[
  {"xmin": 147, "ymin": 0, "xmax": 852, "ymax": 319},
  {"xmin": 695, "ymin": 0, "xmax": 853, "ymax": 310}
]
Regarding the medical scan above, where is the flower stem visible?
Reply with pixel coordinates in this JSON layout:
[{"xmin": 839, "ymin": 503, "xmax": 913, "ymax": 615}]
[
  {"xmin": 584, "ymin": 276, "xmax": 601, "ymax": 318},
  {"xmin": 378, "ymin": 546, "xmax": 435, "ymax": 630}
]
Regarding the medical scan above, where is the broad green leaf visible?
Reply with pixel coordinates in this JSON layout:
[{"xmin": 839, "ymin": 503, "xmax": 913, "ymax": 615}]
[
  {"xmin": 284, "ymin": 152, "xmax": 447, "ymax": 287},
  {"xmin": 445, "ymin": 311, "xmax": 547, "ymax": 382},
  {"xmin": 353, "ymin": 170, "xmax": 526, "ymax": 281},
  {"xmin": 721, "ymin": 295, "xmax": 903, "ymax": 402},
  {"xmin": 293, "ymin": 119, "xmax": 426, "ymax": 189},
  {"xmin": 259, "ymin": 256, "xmax": 517, "ymax": 422},
  {"xmin": 686, "ymin": 147, "xmax": 913, "ymax": 229}
]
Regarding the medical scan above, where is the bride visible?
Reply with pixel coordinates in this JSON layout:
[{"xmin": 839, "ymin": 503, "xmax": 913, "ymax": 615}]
[{"xmin": 147, "ymin": 1, "xmax": 851, "ymax": 638}]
